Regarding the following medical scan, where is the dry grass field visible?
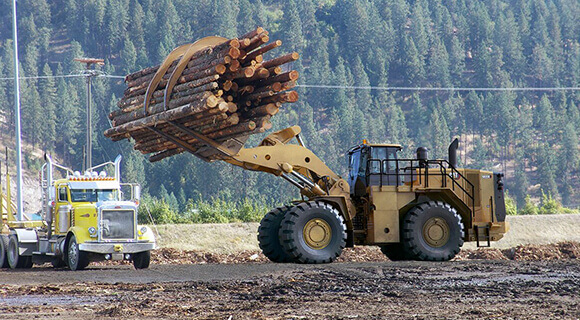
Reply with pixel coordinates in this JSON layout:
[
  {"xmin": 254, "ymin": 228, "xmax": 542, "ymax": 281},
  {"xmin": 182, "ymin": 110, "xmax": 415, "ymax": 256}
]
[{"xmin": 154, "ymin": 214, "xmax": 580, "ymax": 253}]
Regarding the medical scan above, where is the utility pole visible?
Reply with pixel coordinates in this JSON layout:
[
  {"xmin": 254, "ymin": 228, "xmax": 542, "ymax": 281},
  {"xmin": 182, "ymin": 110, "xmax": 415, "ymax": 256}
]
[
  {"xmin": 12, "ymin": 0, "xmax": 23, "ymax": 220},
  {"xmin": 74, "ymin": 58, "xmax": 104, "ymax": 171}
]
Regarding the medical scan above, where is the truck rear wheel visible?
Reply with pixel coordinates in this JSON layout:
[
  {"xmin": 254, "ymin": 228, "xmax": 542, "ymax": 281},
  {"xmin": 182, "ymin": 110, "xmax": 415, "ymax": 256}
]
[
  {"xmin": 133, "ymin": 251, "xmax": 151, "ymax": 269},
  {"xmin": 7, "ymin": 235, "xmax": 32, "ymax": 269},
  {"xmin": 67, "ymin": 235, "xmax": 89, "ymax": 271},
  {"xmin": 279, "ymin": 201, "xmax": 346, "ymax": 264},
  {"xmin": 402, "ymin": 201, "xmax": 464, "ymax": 261},
  {"xmin": 258, "ymin": 205, "xmax": 294, "ymax": 263},
  {"xmin": 0, "ymin": 235, "xmax": 10, "ymax": 268}
]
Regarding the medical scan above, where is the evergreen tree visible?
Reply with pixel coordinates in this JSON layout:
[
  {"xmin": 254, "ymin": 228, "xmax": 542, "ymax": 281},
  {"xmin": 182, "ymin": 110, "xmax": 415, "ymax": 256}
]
[
  {"xmin": 536, "ymin": 143, "xmax": 559, "ymax": 199},
  {"xmin": 533, "ymin": 94, "xmax": 556, "ymax": 141},
  {"xmin": 560, "ymin": 123, "xmax": 579, "ymax": 205},
  {"xmin": 427, "ymin": 38, "xmax": 451, "ymax": 87},
  {"xmin": 37, "ymin": 63, "xmax": 57, "ymax": 151}
]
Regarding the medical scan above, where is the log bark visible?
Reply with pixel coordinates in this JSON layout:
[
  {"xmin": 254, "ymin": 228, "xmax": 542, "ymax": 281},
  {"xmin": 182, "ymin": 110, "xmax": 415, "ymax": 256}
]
[{"xmin": 105, "ymin": 96, "xmax": 227, "ymax": 138}]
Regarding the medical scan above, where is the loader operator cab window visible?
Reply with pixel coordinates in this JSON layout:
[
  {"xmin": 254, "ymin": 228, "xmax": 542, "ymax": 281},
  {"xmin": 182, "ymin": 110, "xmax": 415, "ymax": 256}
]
[{"xmin": 368, "ymin": 146, "xmax": 401, "ymax": 186}]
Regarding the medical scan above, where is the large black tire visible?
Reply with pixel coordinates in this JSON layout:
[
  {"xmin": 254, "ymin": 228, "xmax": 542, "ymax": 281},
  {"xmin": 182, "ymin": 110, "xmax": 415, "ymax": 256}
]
[
  {"xmin": 7, "ymin": 235, "xmax": 32, "ymax": 269},
  {"xmin": 279, "ymin": 201, "xmax": 346, "ymax": 264},
  {"xmin": 402, "ymin": 201, "xmax": 464, "ymax": 261},
  {"xmin": 67, "ymin": 235, "xmax": 89, "ymax": 271},
  {"xmin": 258, "ymin": 205, "xmax": 294, "ymax": 263},
  {"xmin": 0, "ymin": 235, "xmax": 9, "ymax": 268},
  {"xmin": 51, "ymin": 257, "xmax": 66, "ymax": 268},
  {"xmin": 133, "ymin": 251, "xmax": 151, "ymax": 269},
  {"xmin": 379, "ymin": 243, "xmax": 409, "ymax": 261}
]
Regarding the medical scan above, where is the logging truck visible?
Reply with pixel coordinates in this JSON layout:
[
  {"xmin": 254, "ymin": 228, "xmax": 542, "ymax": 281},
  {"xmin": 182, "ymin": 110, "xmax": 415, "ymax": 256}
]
[
  {"xmin": 0, "ymin": 155, "xmax": 155, "ymax": 270},
  {"xmin": 105, "ymin": 30, "xmax": 508, "ymax": 263}
]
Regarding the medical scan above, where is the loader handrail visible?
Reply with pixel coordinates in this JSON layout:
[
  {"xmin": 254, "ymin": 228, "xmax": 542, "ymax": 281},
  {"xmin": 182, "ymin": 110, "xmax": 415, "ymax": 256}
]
[{"xmin": 366, "ymin": 158, "xmax": 475, "ymax": 214}]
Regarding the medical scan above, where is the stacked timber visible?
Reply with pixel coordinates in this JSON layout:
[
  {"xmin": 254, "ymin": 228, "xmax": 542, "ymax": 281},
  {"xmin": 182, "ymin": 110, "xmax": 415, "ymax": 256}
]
[{"xmin": 104, "ymin": 27, "xmax": 299, "ymax": 162}]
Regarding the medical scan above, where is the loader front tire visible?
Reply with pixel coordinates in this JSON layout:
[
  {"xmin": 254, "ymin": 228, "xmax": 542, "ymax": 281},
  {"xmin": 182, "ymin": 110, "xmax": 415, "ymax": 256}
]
[
  {"xmin": 67, "ymin": 235, "xmax": 89, "ymax": 271},
  {"xmin": 402, "ymin": 201, "xmax": 464, "ymax": 261},
  {"xmin": 279, "ymin": 201, "xmax": 346, "ymax": 264},
  {"xmin": 258, "ymin": 206, "xmax": 294, "ymax": 263}
]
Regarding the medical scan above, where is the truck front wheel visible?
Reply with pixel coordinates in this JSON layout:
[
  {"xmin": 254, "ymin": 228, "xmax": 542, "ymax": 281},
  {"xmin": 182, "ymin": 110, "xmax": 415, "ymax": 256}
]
[
  {"xmin": 67, "ymin": 235, "xmax": 89, "ymax": 271},
  {"xmin": 133, "ymin": 251, "xmax": 151, "ymax": 269},
  {"xmin": 279, "ymin": 201, "xmax": 346, "ymax": 264}
]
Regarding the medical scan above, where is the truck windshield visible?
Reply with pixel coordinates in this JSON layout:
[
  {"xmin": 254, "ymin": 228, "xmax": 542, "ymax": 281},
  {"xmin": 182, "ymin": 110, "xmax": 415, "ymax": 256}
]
[{"xmin": 70, "ymin": 189, "xmax": 119, "ymax": 202}]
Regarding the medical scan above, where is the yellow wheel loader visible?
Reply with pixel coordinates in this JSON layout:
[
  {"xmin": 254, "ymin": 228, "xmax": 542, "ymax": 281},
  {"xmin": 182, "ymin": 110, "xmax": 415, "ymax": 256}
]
[{"xmin": 187, "ymin": 125, "xmax": 508, "ymax": 263}]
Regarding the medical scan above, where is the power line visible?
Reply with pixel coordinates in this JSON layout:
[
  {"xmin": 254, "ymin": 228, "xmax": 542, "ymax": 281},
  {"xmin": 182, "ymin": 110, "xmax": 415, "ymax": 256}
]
[
  {"xmin": 296, "ymin": 84, "xmax": 580, "ymax": 92},
  {"xmin": 0, "ymin": 73, "xmax": 125, "ymax": 81}
]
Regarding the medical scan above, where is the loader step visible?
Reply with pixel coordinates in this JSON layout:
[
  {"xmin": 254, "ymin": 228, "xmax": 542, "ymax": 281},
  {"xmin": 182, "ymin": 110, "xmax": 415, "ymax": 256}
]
[{"xmin": 474, "ymin": 225, "xmax": 491, "ymax": 248}]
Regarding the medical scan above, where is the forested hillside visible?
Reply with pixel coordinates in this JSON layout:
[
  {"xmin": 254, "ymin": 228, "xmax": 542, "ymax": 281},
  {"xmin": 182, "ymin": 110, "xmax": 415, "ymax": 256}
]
[{"xmin": 0, "ymin": 0, "xmax": 578, "ymax": 215}]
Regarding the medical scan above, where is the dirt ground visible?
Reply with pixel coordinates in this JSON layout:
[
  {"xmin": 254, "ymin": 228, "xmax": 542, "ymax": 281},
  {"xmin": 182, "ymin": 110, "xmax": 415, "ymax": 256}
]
[{"xmin": 0, "ymin": 242, "xmax": 578, "ymax": 320}]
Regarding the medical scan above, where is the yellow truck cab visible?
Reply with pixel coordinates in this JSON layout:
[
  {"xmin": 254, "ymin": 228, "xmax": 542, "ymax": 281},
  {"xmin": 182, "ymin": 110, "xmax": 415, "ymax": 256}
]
[{"xmin": 0, "ymin": 155, "xmax": 155, "ymax": 271}]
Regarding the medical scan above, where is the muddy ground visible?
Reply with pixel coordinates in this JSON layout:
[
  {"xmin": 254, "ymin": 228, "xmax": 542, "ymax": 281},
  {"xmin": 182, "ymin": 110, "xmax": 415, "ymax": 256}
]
[{"xmin": 0, "ymin": 243, "xmax": 579, "ymax": 319}]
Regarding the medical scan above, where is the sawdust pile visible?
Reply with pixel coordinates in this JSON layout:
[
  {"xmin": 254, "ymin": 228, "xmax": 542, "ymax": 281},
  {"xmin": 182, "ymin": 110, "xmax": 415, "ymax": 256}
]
[{"xmin": 143, "ymin": 242, "xmax": 579, "ymax": 264}]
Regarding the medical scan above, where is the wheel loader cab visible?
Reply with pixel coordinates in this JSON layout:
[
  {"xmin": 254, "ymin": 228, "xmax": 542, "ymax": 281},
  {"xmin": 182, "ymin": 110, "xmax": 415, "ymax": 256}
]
[{"xmin": 348, "ymin": 143, "xmax": 403, "ymax": 197}]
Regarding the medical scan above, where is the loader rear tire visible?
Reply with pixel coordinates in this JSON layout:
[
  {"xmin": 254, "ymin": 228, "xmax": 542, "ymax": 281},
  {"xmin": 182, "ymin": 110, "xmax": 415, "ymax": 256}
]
[
  {"xmin": 133, "ymin": 251, "xmax": 151, "ymax": 269},
  {"xmin": 7, "ymin": 235, "xmax": 32, "ymax": 269},
  {"xmin": 67, "ymin": 235, "xmax": 89, "ymax": 271},
  {"xmin": 402, "ymin": 201, "xmax": 464, "ymax": 261},
  {"xmin": 0, "ymin": 235, "xmax": 9, "ymax": 268},
  {"xmin": 379, "ymin": 243, "xmax": 409, "ymax": 261},
  {"xmin": 258, "ymin": 205, "xmax": 294, "ymax": 263},
  {"xmin": 279, "ymin": 201, "xmax": 346, "ymax": 264}
]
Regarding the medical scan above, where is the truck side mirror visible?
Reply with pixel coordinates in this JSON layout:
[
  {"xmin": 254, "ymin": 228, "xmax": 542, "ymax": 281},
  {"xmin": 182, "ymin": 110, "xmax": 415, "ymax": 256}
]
[{"xmin": 133, "ymin": 185, "xmax": 141, "ymax": 202}]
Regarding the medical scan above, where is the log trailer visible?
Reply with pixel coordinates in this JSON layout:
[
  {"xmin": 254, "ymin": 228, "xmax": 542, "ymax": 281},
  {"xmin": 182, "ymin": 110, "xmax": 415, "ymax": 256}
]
[{"xmin": 0, "ymin": 155, "xmax": 155, "ymax": 270}]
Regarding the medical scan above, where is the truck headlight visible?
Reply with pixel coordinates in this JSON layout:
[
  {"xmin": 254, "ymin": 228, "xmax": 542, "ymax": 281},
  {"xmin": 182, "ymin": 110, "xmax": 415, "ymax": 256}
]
[{"xmin": 88, "ymin": 226, "xmax": 97, "ymax": 236}]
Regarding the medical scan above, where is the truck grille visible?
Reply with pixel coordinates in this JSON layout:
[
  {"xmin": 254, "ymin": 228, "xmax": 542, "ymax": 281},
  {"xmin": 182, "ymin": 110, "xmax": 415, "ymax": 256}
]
[{"xmin": 101, "ymin": 210, "xmax": 135, "ymax": 240}]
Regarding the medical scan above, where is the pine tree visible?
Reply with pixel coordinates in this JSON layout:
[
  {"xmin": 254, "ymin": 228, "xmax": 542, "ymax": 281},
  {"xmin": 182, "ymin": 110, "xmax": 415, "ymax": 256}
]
[
  {"xmin": 120, "ymin": 37, "xmax": 137, "ymax": 74},
  {"xmin": 280, "ymin": 0, "xmax": 305, "ymax": 52},
  {"xmin": 38, "ymin": 63, "xmax": 57, "ymax": 151},
  {"xmin": 560, "ymin": 123, "xmax": 579, "ymax": 205},
  {"xmin": 533, "ymin": 94, "xmax": 556, "ymax": 141},
  {"xmin": 511, "ymin": 149, "xmax": 529, "ymax": 208},
  {"xmin": 427, "ymin": 38, "xmax": 451, "ymax": 87},
  {"xmin": 537, "ymin": 143, "xmax": 559, "ymax": 199}
]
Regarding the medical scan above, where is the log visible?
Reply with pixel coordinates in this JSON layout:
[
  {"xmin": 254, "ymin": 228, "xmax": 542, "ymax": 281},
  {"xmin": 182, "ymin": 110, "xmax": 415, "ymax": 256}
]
[
  {"xmin": 262, "ymin": 52, "xmax": 299, "ymax": 69},
  {"xmin": 243, "ymin": 40, "xmax": 282, "ymax": 63},
  {"xmin": 243, "ymin": 103, "xmax": 279, "ymax": 118},
  {"xmin": 259, "ymin": 90, "xmax": 299, "ymax": 104},
  {"xmin": 104, "ymin": 96, "xmax": 227, "ymax": 137}
]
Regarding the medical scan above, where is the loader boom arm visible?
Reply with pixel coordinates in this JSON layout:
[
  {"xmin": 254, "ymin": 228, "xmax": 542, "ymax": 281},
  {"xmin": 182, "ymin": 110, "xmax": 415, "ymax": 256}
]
[{"xmin": 224, "ymin": 126, "xmax": 349, "ymax": 199}]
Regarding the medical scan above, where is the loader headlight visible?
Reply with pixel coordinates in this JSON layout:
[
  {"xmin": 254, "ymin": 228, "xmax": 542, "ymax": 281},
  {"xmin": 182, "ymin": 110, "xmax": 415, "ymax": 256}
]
[
  {"xmin": 139, "ymin": 227, "xmax": 148, "ymax": 236},
  {"xmin": 88, "ymin": 226, "xmax": 97, "ymax": 236}
]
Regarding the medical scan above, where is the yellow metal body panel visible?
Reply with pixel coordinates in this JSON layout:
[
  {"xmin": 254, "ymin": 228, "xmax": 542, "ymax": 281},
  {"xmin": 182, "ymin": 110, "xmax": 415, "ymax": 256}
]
[
  {"xmin": 53, "ymin": 181, "xmax": 98, "ymax": 242},
  {"xmin": 367, "ymin": 186, "xmax": 415, "ymax": 243}
]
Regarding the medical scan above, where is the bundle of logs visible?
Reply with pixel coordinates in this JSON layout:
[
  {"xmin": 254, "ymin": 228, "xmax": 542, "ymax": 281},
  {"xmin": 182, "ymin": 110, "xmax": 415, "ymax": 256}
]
[{"xmin": 104, "ymin": 27, "xmax": 299, "ymax": 162}]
